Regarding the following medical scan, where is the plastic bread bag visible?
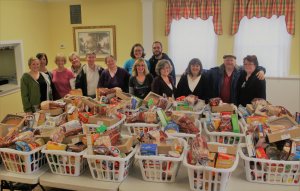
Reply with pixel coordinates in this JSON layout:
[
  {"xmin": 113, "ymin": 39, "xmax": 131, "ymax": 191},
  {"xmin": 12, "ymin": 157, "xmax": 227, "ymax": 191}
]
[{"xmin": 191, "ymin": 134, "xmax": 209, "ymax": 165}]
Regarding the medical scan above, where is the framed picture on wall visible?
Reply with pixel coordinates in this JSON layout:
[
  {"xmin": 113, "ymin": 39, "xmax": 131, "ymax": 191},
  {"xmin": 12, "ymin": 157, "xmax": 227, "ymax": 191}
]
[{"xmin": 73, "ymin": 25, "xmax": 116, "ymax": 61}]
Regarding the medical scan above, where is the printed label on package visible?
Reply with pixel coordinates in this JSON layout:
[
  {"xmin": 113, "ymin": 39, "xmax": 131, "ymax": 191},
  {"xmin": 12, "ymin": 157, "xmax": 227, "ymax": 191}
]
[{"xmin": 218, "ymin": 146, "xmax": 227, "ymax": 153}]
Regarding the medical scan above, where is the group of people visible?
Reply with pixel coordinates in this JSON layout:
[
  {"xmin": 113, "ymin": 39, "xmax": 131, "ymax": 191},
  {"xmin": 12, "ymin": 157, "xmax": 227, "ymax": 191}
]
[{"xmin": 20, "ymin": 41, "xmax": 266, "ymax": 114}]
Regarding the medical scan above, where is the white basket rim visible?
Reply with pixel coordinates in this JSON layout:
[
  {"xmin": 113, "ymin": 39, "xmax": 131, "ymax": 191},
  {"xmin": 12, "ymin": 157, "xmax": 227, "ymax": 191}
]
[
  {"xmin": 123, "ymin": 123, "xmax": 160, "ymax": 127},
  {"xmin": 135, "ymin": 138, "xmax": 187, "ymax": 161},
  {"xmin": 165, "ymin": 119, "xmax": 202, "ymax": 137},
  {"xmin": 0, "ymin": 145, "xmax": 45, "ymax": 155},
  {"xmin": 238, "ymin": 143, "xmax": 300, "ymax": 165},
  {"xmin": 84, "ymin": 146, "xmax": 137, "ymax": 161},
  {"xmin": 42, "ymin": 148, "xmax": 86, "ymax": 156},
  {"xmin": 183, "ymin": 143, "xmax": 239, "ymax": 173},
  {"xmin": 203, "ymin": 119, "xmax": 246, "ymax": 137}
]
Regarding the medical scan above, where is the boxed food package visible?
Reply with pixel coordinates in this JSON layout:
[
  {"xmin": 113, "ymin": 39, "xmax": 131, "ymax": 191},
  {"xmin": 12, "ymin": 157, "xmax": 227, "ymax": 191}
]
[
  {"xmin": 266, "ymin": 125, "xmax": 300, "ymax": 143},
  {"xmin": 144, "ymin": 91, "xmax": 162, "ymax": 105},
  {"xmin": 211, "ymin": 104, "xmax": 235, "ymax": 113},
  {"xmin": 0, "ymin": 114, "xmax": 25, "ymax": 137},
  {"xmin": 215, "ymin": 153, "xmax": 235, "ymax": 169},
  {"xmin": 207, "ymin": 143, "xmax": 237, "ymax": 155},
  {"xmin": 88, "ymin": 115, "xmax": 119, "ymax": 126}
]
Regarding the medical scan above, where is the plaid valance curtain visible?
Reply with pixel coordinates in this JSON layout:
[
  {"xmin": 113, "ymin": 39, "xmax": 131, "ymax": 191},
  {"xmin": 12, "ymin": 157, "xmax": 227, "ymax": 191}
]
[
  {"xmin": 232, "ymin": 0, "xmax": 295, "ymax": 35},
  {"xmin": 165, "ymin": 0, "xmax": 223, "ymax": 36}
]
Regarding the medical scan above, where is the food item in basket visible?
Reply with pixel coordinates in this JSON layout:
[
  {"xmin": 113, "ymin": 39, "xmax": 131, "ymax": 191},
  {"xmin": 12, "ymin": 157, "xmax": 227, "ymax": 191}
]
[
  {"xmin": 144, "ymin": 111, "xmax": 158, "ymax": 123},
  {"xmin": 126, "ymin": 112, "xmax": 145, "ymax": 123},
  {"xmin": 265, "ymin": 145, "xmax": 281, "ymax": 160},
  {"xmin": 12, "ymin": 131, "xmax": 34, "ymax": 143},
  {"xmin": 94, "ymin": 135, "xmax": 111, "ymax": 147},
  {"xmin": 280, "ymin": 140, "xmax": 292, "ymax": 160},
  {"xmin": 97, "ymin": 88, "xmax": 116, "ymax": 97},
  {"xmin": 116, "ymin": 137, "xmax": 133, "ymax": 154},
  {"xmin": 255, "ymin": 147, "xmax": 269, "ymax": 159},
  {"xmin": 208, "ymin": 152, "xmax": 217, "ymax": 167},
  {"xmin": 35, "ymin": 138, "xmax": 46, "ymax": 146},
  {"xmin": 251, "ymin": 98, "xmax": 269, "ymax": 108},
  {"xmin": 164, "ymin": 121, "xmax": 180, "ymax": 133},
  {"xmin": 168, "ymin": 151, "xmax": 180, "ymax": 158},
  {"xmin": 68, "ymin": 142, "xmax": 87, "ymax": 152},
  {"xmin": 215, "ymin": 153, "xmax": 235, "ymax": 169},
  {"xmin": 93, "ymin": 145, "xmax": 110, "ymax": 155},
  {"xmin": 157, "ymin": 97, "xmax": 169, "ymax": 110},
  {"xmin": 61, "ymin": 120, "xmax": 82, "ymax": 137},
  {"xmin": 102, "ymin": 128, "xmax": 120, "ymax": 146},
  {"xmin": 191, "ymin": 135, "xmax": 209, "ymax": 165},
  {"xmin": 209, "ymin": 97, "xmax": 222, "ymax": 106},
  {"xmin": 184, "ymin": 95, "xmax": 198, "ymax": 106},
  {"xmin": 15, "ymin": 141, "xmax": 32, "ymax": 151},
  {"xmin": 140, "ymin": 143, "xmax": 157, "ymax": 156},
  {"xmin": 46, "ymin": 141, "xmax": 67, "ymax": 150},
  {"xmin": 41, "ymin": 100, "xmax": 66, "ymax": 110},
  {"xmin": 218, "ymin": 114, "xmax": 232, "ymax": 132},
  {"xmin": 177, "ymin": 116, "xmax": 199, "ymax": 134},
  {"xmin": 50, "ymin": 127, "xmax": 65, "ymax": 143}
]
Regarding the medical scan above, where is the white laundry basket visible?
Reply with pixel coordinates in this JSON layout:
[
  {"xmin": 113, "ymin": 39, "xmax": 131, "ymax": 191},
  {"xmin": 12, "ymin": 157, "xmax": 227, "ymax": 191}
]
[
  {"xmin": 0, "ymin": 146, "xmax": 47, "ymax": 174},
  {"xmin": 42, "ymin": 148, "xmax": 87, "ymax": 176},
  {"xmin": 135, "ymin": 138, "xmax": 187, "ymax": 182},
  {"xmin": 238, "ymin": 143, "xmax": 300, "ymax": 185},
  {"xmin": 84, "ymin": 146, "xmax": 137, "ymax": 182},
  {"xmin": 184, "ymin": 144, "xmax": 239, "ymax": 191}
]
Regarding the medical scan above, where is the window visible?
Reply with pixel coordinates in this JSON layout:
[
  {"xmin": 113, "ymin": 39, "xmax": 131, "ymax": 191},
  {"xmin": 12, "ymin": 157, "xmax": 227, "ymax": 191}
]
[
  {"xmin": 0, "ymin": 40, "xmax": 24, "ymax": 96},
  {"xmin": 234, "ymin": 16, "xmax": 292, "ymax": 77},
  {"xmin": 168, "ymin": 17, "xmax": 218, "ymax": 75}
]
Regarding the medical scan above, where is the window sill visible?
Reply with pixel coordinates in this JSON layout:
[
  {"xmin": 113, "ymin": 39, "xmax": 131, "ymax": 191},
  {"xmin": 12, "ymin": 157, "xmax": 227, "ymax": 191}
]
[{"xmin": 0, "ymin": 84, "xmax": 20, "ymax": 97}]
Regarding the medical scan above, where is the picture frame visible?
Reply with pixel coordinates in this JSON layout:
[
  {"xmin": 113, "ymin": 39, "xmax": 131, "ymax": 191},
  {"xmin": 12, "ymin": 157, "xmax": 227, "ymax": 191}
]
[{"xmin": 73, "ymin": 25, "xmax": 116, "ymax": 61}]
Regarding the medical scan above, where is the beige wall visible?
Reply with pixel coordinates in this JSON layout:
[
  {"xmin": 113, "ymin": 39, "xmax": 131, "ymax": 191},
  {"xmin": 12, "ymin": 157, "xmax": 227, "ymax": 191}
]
[{"xmin": 0, "ymin": 0, "xmax": 299, "ymax": 119}]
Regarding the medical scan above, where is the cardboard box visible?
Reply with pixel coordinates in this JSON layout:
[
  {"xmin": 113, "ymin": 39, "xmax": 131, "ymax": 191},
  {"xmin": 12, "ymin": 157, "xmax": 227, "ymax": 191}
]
[
  {"xmin": 157, "ymin": 142, "xmax": 173, "ymax": 154},
  {"xmin": 267, "ymin": 125, "xmax": 300, "ymax": 143},
  {"xmin": 62, "ymin": 134, "xmax": 85, "ymax": 144},
  {"xmin": 267, "ymin": 116, "xmax": 298, "ymax": 129},
  {"xmin": 0, "ymin": 114, "xmax": 25, "ymax": 137},
  {"xmin": 116, "ymin": 90, "xmax": 131, "ymax": 101},
  {"xmin": 211, "ymin": 104, "xmax": 235, "ymax": 113},
  {"xmin": 208, "ymin": 152, "xmax": 217, "ymax": 167},
  {"xmin": 88, "ymin": 115, "xmax": 119, "ymax": 127},
  {"xmin": 143, "ymin": 91, "xmax": 162, "ymax": 105},
  {"xmin": 116, "ymin": 137, "xmax": 133, "ymax": 153},
  {"xmin": 207, "ymin": 143, "xmax": 237, "ymax": 155}
]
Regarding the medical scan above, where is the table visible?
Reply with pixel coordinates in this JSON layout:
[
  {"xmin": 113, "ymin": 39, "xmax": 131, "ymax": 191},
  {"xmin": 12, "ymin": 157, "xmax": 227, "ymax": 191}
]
[
  {"xmin": 39, "ymin": 169, "xmax": 120, "ymax": 191},
  {"xmin": 0, "ymin": 166, "xmax": 48, "ymax": 191},
  {"xmin": 119, "ymin": 159, "xmax": 299, "ymax": 191}
]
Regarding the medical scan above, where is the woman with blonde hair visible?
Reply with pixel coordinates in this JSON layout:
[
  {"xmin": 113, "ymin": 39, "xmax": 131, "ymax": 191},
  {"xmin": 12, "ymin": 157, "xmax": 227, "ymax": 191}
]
[
  {"xmin": 52, "ymin": 53, "xmax": 75, "ymax": 99},
  {"xmin": 21, "ymin": 57, "xmax": 53, "ymax": 114},
  {"xmin": 129, "ymin": 58, "xmax": 153, "ymax": 99}
]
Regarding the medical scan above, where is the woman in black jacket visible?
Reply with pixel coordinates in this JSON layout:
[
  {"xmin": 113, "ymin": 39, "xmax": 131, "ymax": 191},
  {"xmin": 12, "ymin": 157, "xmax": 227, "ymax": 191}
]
[
  {"xmin": 236, "ymin": 55, "xmax": 266, "ymax": 106},
  {"xmin": 151, "ymin": 59, "xmax": 176, "ymax": 97},
  {"xmin": 176, "ymin": 58, "xmax": 208, "ymax": 101}
]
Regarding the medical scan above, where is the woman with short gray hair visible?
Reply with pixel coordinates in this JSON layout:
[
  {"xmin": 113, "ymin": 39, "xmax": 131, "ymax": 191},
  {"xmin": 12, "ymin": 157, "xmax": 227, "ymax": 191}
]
[{"xmin": 151, "ymin": 59, "xmax": 176, "ymax": 97}]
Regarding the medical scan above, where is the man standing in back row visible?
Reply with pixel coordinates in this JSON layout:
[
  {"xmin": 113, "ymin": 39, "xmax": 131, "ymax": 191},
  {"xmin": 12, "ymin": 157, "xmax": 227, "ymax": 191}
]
[
  {"xmin": 149, "ymin": 41, "xmax": 176, "ymax": 83},
  {"xmin": 207, "ymin": 55, "xmax": 265, "ymax": 105}
]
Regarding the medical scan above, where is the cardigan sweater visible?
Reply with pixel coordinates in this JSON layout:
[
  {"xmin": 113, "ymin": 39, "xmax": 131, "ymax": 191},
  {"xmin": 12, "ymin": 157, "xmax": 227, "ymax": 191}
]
[
  {"xmin": 20, "ymin": 72, "xmax": 52, "ymax": 112},
  {"xmin": 151, "ymin": 75, "xmax": 176, "ymax": 97},
  {"xmin": 97, "ymin": 67, "xmax": 130, "ymax": 93},
  {"xmin": 236, "ymin": 69, "xmax": 266, "ymax": 106},
  {"xmin": 176, "ymin": 73, "xmax": 208, "ymax": 101}
]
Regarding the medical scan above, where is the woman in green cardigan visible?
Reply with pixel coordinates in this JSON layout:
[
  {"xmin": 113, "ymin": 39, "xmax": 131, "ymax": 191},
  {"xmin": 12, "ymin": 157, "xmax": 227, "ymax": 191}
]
[{"xmin": 20, "ymin": 57, "xmax": 53, "ymax": 114}]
